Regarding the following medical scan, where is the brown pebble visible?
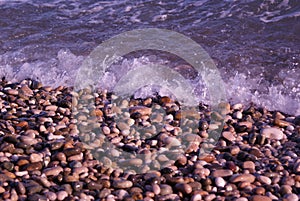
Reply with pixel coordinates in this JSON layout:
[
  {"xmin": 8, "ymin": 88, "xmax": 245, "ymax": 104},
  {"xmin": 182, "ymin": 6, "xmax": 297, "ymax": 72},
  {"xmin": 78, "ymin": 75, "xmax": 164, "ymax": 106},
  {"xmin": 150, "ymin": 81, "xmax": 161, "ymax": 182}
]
[
  {"xmin": 211, "ymin": 169, "xmax": 233, "ymax": 177},
  {"xmin": 243, "ymin": 161, "xmax": 255, "ymax": 170},
  {"xmin": 43, "ymin": 166, "xmax": 63, "ymax": 176},
  {"xmin": 175, "ymin": 183, "xmax": 192, "ymax": 194},
  {"xmin": 112, "ymin": 180, "xmax": 133, "ymax": 189},
  {"xmin": 230, "ymin": 146, "xmax": 240, "ymax": 155},
  {"xmin": 87, "ymin": 181, "xmax": 103, "ymax": 190},
  {"xmin": 64, "ymin": 147, "xmax": 82, "ymax": 157},
  {"xmin": 274, "ymin": 118, "xmax": 290, "ymax": 127},
  {"xmin": 16, "ymin": 182, "xmax": 26, "ymax": 195},
  {"xmin": 261, "ymin": 127, "xmax": 283, "ymax": 140},
  {"xmin": 230, "ymin": 174, "xmax": 256, "ymax": 183},
  {"xmin": 57, "ymin": 190, "xmax": 68, "ymax": 201},
  {"xmin": 257, "ymin": 175, "xmax": 271, "ymax": 185},
  {"xmin": 30, "ymin": 153, "xmax": 43, "ymax": 163},
  {"xmin": 199, "ymin": 154, "xmax": 215, "ymax": 163},
  {"xmin": 26, "ymin": 162, "xmax": 43, "ymax": 171},
  {"xmin": 250, "ymin": 195, "xmax": 271, "ymax": 201},
  {"xmin": 129, "ymin": 106, "xmax": 151, "ymax": 116},
  {"xmin": 0, "ymin": 186, "xmax": 5, "ymax": 193},
  {"xmin": 160, "ymin": 184, "xmax": 173, "ymax": 195},
  {"xmin": 253, "ymin": 187, "xmax": 265, "ymax": 195},
  {"xmin": 45, "ymin": 105, "xmax": 58, "ymax": 111},
  {"xmin": 222, "ymin": 131, "xmax": 236, "ymax": 141}
]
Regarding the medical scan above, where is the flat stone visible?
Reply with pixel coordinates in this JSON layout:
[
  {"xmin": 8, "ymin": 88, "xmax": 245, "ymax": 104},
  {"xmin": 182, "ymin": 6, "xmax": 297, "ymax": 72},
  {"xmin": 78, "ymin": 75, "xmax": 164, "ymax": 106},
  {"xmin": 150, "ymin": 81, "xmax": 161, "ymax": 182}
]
[
  {"xmin": 26, "ymin": 162, "xmax": 43, "ymax": 171},
  {"xmin": 16, "ymin": 182, "xmax": 26, "ymax": 195},
  {"xmin": 87, "ymin": 181, "xmax": 103, "ymax": 190},
  {"xmin": 19, "ymin": 136, "xmax": 37, "ymax": 145},
  {"xmin": 236, "ymin": 198, "xmax": 248, "ymax": 201},
  {"xmin": 211, "ymin": 169, "xmax": 233, "ymax": 177},
  {"xmin": 26, "ymin": 184, "xmax": 43, "ymax": 195},
  {"xmin": 2, "ymin": 161, "xmax": 14, "ymax": 171},
  {"xmin": 257, "ymin": 175, "xmax": 271, "ymax": 185},
  {"xmin": 215, "ymin": 177, "xmax": 226, "ymax": 188},
  {"xmin": 6, "ymin": 89, "xmax": 18, "ymax": 95},
  {"xmin": 45, "ymin": 191, "xmax": 57, "ymax": 201},
  {"xmin": 45, "ymin": 105, "xmax": 58, "ymax": 111},
  {"xmin": 222, "ymin": 131, "xmax": 236, "ymax": 141},
  {"xmin": 230, "ymin": 173, "xmax": 256, "ymax": 183},
  {"xmin": 0, "ymin": 186, "xmax": 5, "ymax": 193},
  {"xmin": 30, "ymin": 153, "xmax": 43, "ymax": 163},
  {"xmin": 261, "ymin": 127, "xmax": 284, "ymax": 140},
  {"xmin": 112, "ymin": 180, "xmax": 133, "ymax": 189},
  {"xmin": 243, "ymin": 161, "xmax": 255, "ymax": 170},
  {"xmin": 190, "ymin": 194, "xmax": 202, "ymax": 201},
  {"xmin": 175, "ymin": 183, "xmax": 192, "ymax": 194},
  {"xmin": 250, "ymin": 195, "xmax": 271, "ymax": 201},
  {"xmin": 119, "ymin": 159, "xmax": 143, "ymax": 166},
  {"xmin": 239, "ymin": 121, "xmax": 253, "ymax": 129},
  {"xmin": 64, "ymin": 147, "xmax": 82, "ymax": 157},
  {"xmin": 158, "ymin": 194, "xmax": 180, "ymax": 201},
  {"xmin": 43, "ymin": 166, "xmax": 63, "ymax": 176},
  {"xmin": 274, "ymin": 118, "xmax": 290, "ymax": 127},
  {"xmin": 293, "ymin": 162, "xmax": 300, "ymax": 173},
  {"xmin": 57, "ymin": 190, "xmax": 68, "ymax": 201},
  {"xmin": 129, "ymin": 106, "xmax": 151, "ymax": 116},
  {"xmin": 160, "ymin": 184, "xmax": 173, "ymax": 195},
  {"xmin": 283, "ymin": 193, "xmax": 299, "ymax": 201},
  {"xmin": 19, "ymin": 84, "xmax": 33, "ymax": 97}
]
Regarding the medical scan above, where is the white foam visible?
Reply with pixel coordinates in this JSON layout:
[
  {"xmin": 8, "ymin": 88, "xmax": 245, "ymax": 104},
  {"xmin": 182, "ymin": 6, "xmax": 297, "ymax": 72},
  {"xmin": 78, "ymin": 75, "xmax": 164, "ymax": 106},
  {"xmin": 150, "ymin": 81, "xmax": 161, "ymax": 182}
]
[{"xmin": 0, "ymin": 48, "xmax": 299, "ymax": 116}]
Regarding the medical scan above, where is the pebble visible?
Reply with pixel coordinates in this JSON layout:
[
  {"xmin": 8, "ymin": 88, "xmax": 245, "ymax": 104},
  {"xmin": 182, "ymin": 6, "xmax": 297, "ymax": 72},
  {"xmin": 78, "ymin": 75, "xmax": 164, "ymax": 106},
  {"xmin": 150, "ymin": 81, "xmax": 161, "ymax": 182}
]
[
  {"xmin": 211, "ymin": 169, "xmax": 233, "ymax": 177},
  {"xmin": 222, "ymin": 131, "xmax": 236, "ymax": 141},
  {"xmin": 293, "ymin": 162, "xmax": 300, "ymax": 173},
  {"xmin": 129, "ymin": 106, "xmax": 151, "ymax": 116},
  {"xmin": 250, "ymin": 195, "xmax": 271, "ymax": 201},
  {"xmin": 230, "ymin": 174, "xmax": 256, "ymax": 183},
  {"xmin": 236, "ymin": 198, "xmax": 248, "ymax": 201},
  {"xmin": 112, "ymin": 180, "xmax": 133, "ymax": 189},
  {"xmin": 160, "ymin": 184, "xmax": 173, "ymax": 195},
  {"xmin": 215, "ymin": 177, "xmax": 226, "ymax": 188},
  {"xmin": 261, "ymin": 127, "xmax": 284, "ymax": 140},
  {"xmin": 57, "ymin": 190, "xmax": 68, "ymax": 201},
  {"xmin": 43, "ymin": 166, "xmax": 63, "ymax": 176},
  {"xmin": 233, "ymin": 111, "xmax": 243, "ymax": 119},
  {"xmin": 0, "ymin": 186, "xmax": 5, "ymax": 193},
  {"xmin": 243, "ymin": 161, "xmax": 255, "ymax": 170},
  {"xmin": 257, "ymin": 175, "xmax": 271, "ymax": 185},
  {"xmin": 45, "ymin": 191, "xmax": 57, "ymax": 201},
  {"xmin": 26, "ymin": 162, "xmax": 43, "ymax": 171},
  {"xmin": 29, "ymin": 153, "xmax": 43, "ymax": 163},
  {"xmin": 190, "ymin": 194, "xmax": 202, "ymax": 201},
  {"xmin": 283, "ymin": 193, "xmax": 299, "ymax": 201},
  {"xmin": 175, "ymin": 183, "xmax": 192, "ymax": 194}
]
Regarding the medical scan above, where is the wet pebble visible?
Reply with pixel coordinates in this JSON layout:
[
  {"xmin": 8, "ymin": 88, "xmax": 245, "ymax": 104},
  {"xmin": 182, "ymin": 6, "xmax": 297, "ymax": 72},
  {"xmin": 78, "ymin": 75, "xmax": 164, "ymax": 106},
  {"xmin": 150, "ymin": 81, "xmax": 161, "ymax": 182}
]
[
  {"xmin": 43, "ymin": 166, "xmax": 63, "ymax": 176},
  {"xmin": 230, "ymin": 173, "xmax": 256, "ymax": 183},
  {"xmin": 211, "ymin": 169, "xmax": 233, "ymax": 177},
  {"xmin": 160, "ymin": 184, "xmax": 173, "ymax": 195},
  {"xmin": 175, "ymin": 183, "xmax": 192, "ymax": 194},
  {"xmin": 112, "ymin": 180, "xmax": 133, "ymax": 189},
  {"xmin": 250, "ymin": 195, "xmax": 271, "ymax": 201},
  {"xmin": 261, "ymin": 127, "xmax": 284, "ymax": 140},
  {"xmin": 57, "ymin": 190, "xmax": 68, "ymax": 201},
  {"xmin": 215, "ymin": 177, "xmax": 226, "ymax": 188}
]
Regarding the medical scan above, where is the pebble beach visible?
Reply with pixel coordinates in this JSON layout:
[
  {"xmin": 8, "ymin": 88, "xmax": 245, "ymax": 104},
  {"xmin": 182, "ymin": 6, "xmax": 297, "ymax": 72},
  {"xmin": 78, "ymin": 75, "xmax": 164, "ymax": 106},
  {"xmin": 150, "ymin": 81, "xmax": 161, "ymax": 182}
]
[{"xmin": 0, "ymin": 78, "xmax": 299, "ymax": 201}]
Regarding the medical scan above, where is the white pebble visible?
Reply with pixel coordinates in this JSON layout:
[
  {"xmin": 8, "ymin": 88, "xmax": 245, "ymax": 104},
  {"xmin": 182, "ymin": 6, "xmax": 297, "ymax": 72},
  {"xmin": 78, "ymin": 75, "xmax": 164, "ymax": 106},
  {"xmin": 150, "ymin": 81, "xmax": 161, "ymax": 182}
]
[{"xmin": 215, "ymin": 177, "xmax": 226, "ymax": 188}]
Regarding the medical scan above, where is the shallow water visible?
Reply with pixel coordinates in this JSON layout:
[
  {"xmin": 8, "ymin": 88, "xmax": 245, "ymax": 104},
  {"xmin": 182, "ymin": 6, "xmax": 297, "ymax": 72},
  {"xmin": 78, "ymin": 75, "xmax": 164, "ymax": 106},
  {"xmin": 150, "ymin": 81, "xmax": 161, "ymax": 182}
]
[{"xmin": 0, "ymin": 0, "xmax": 299, "ymax": 115}]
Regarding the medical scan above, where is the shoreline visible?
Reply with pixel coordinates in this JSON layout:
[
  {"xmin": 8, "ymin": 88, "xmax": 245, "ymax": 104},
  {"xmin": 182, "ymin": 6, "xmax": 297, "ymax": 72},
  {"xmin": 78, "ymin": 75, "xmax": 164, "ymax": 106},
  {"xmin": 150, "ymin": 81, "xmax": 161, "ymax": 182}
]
[{"xmin": 0, "ymin": 78, "xmax": 299, "ymax": 201}]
